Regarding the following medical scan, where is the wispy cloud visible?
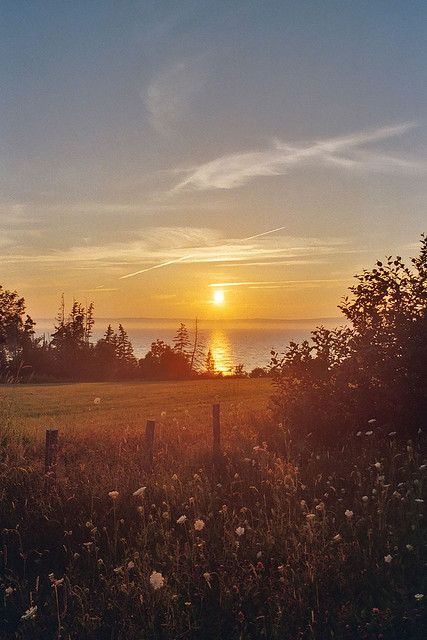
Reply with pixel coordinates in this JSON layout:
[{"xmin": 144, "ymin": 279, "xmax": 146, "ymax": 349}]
[
  {"xmin": 0, "ymin": 227, "xmax": 351, "ymax": 277},
  {"xmin": 209, "ymin": 278, "xmax": 349, "ymax": 290},
  {"xmin": 174, "ymin": 122, "xmax": 424, "ymax": 190},
  {"xmin": 144, "ymin": 58, "xmax": 208, "ymax": 135}
]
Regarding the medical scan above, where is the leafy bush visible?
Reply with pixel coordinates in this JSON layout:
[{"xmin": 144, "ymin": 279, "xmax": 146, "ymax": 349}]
[{"xmin": 270, "ymin": 235, "xmax": 427, "ymax": 444}]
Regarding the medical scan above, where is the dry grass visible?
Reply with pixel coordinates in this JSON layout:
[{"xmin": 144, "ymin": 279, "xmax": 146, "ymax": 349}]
[{"xmin": 0, "ymin": 379, "xmax": 425, "ymax": 639}]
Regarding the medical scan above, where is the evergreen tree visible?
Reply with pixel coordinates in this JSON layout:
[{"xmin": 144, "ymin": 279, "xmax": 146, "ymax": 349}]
[
  {"xmin": 205, "ymin": 349, "xmax": 215, "ymax": 376},
  {"xmin": 173, "ymin": 323, "xmax": 191, "ymax": 355}
]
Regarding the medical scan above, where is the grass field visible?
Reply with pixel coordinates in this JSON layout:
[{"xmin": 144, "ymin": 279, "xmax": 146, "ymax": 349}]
[
  {"xmin": 0, "ymin": 378, "xmax": 271, "ymax": 440},
  {"xmin": 0, "ymin": 379, "xmax": 426, "ymax": 639}
]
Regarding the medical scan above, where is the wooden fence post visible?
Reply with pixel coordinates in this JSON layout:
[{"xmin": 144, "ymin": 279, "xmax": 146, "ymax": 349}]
[
  {"xmin": 45, "ymin": 429, "xmax": 59, "ymax": 489},
  {"xmin": 212, "ymin": 403, "xmax": 221, "ymax": 471},
  {"xmin": 143, "ymin": 420, "xmax": 155, "ymax": 472}
]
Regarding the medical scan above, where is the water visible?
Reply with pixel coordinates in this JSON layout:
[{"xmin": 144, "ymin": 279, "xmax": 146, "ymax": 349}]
[{"xmin": 35, "ymin": 317, "xmax": 344, "ymax": 374}]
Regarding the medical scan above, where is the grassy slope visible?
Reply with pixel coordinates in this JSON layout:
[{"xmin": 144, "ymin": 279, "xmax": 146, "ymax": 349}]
[{"xmin": 0, "ymin": 378, "xmax": 271, "ymax": 440}]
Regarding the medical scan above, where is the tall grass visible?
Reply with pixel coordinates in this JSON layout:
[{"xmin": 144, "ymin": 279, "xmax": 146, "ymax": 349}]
[{"xmin": 0, "ymin": 396, "xmax": 426, "ymax": 639}]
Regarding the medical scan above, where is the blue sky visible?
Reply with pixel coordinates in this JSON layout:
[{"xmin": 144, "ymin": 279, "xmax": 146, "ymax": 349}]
[{"xmin": 1, "ymin": 1, "xmax": 426, "ymax": 318}]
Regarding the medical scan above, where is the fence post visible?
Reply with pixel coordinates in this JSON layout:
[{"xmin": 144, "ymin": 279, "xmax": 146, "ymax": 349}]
[
  {"xmin": 212, "ymin": 403, "xmax": 221, "ymax": 471},
  {"xmin": 45, "ymin": 429, "xmax": 59, "ymax": 489},
  {"xmin": 143, "ymin": 420, "xmax": 155, "ymax": 472}
]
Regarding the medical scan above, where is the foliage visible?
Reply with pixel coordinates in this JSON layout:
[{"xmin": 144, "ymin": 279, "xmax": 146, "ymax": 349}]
[
  {"xmin": 0, "ymin": 285, "xmax": 36, "ymax": 380},
  {"xmin": 270, "ymin": 235, "xmax": 427, "ymax": 443}
]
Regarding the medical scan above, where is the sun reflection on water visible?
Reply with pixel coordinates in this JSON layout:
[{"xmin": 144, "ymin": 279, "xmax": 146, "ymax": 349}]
[{"xmin": 208, "ymin": 329, "xmax": 233, "ymax": 375}]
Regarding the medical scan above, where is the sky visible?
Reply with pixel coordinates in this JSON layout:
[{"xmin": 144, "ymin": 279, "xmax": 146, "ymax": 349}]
[{"xmin": 1, "ymin": 0, "xmax": 426, "ymax": 321}]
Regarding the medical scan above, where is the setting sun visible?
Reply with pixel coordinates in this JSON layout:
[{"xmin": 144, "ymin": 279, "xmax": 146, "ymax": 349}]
[{"xmin": 213, "ymin": 289, "xmax": 225, "ymax": 305}]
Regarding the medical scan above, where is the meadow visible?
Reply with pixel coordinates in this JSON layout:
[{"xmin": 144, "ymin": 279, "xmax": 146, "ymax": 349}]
[{"xmin": 0, "ymin": 379, "xmax": 426, "ymax": 639}]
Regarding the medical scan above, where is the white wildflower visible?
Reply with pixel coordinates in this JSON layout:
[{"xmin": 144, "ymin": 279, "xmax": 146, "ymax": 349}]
[
  {"xmin": 21, "ymin": 605, "xmax": 37, "ymax": 620},
  {"xmin": 108, "ymin": 491, "xmax": 119, "ymax": 500},
  {"xmin": 384, "ymin": 554, "xmax": 392, "ymax": 563},
  {"xmin": 149, "ymin": 571, "xmax": 165, "ymax": 590},
  {"xmin": 133, "ymin": 487, "xmax": 146, "ymax": 498},
  {"xmin": 344, "ymin": 509, "xmax": 354, "ymax": 520},
  {"xmin": 414, "ymin": 593, "xmax": 424, "ymax": 601}
]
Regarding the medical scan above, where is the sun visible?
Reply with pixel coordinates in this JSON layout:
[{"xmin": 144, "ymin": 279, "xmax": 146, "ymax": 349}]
[{"xmin": 213, "ymin": 289, "xmax": 225, "ymax": 305}]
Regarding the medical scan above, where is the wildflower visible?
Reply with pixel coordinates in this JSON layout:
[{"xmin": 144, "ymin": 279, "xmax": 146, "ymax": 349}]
[
  {"xmin": 344, "ymin": 509, "xmax": 353, "ymax": 520},
  {"xmin": 133, "ymin": 487, "xmax": 146, "ymax": 497},
  {"xmin": 415, "ymin": 593, "xmax": 424, "ymax": 601},
  {"xmin": 306, "ymin": 513, "xmax": 316, "ymax": 521},
  {"xmin": 137, "ymin": 505, "xmax": 144, "ymax": 513},
  {"xmin": 366, "ymin": 431, "xmax": 373, "ymax": 436},
  {"xmin": 149, "ymin": 571, "xmax": 165, "ymax": 590},
  {"xmin": 21, "ymin": 605, "xmax": 37, "ymax": 620},
  {"xmin": 333, "ymin": 533, "xmax": 342, "ymax": 542},
  {"xmin": 356, "ymin": 431, "xmax": 362, "ymax": 436},
  {"xmin": 194, "ymin": 519, "xmax": 205, "ymax": 531},
  {"xmin": 235, "ymin": 526, "xmax": 245, "ymax": 536},
  {"xmin": 5, "ymin": 586, "xmax": 13, "ymax": 596},
  {"xmin": 415, "ymin": 498, "xmax": 424, "ymax": 504},
  {"xmin": 362, "ymin": 496, "xmax": 369, "ymax": 503},
  {"xmin": 108, "ymin": 491, "xmax": 119, "ymax": 501},
  {"xmin": 419, "ymin": 464, "xmax": 426, "ymax": 471},
  {"xmin": 384, "ymin": 554, "xmax": 392, "ymax": 563},
  {"xmin": 49, "ymin": 574, "xmax": 64, "ymax": 588},
  {"xmin": 176, "ymin": 515, "xmax": 187, "ymax": 524},
  {"xmin": 368, "ymin": 419, "xmax": 377, "ymax": 425},
  {"xmin": 374, "ymin": 462, "xmax": 382, "ymax": 469},
  {"xmin": 94, "ymin": 397, "xmax": 101, "ymax": 405},
  {"xmin": 203, "ymin": 572, "xmax": 211, "ymax": 583}
]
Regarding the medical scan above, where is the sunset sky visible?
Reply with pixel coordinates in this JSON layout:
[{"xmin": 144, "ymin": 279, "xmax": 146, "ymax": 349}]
[{"xmin": 1, "ymin": 1, "xmax": 426, "ymax": 320}]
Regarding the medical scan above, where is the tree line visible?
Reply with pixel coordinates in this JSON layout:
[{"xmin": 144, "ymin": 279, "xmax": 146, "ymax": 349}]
[{"xmin": 0, "ymin": 294, "xmax": 266, "ymax": 382}]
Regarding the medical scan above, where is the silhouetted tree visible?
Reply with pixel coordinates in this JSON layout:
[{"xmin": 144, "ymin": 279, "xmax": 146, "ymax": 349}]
[
  {"xmin": 204, "ymin": 349, "xmax": 215, "ymax": 377},
  {"xmin": 139, "ymin": 339, "xmax": 192, "ymax": 379},
  {"xmin": 173, "ymin": 323, "xmax": 191, "ymax": 354},
  {"xmin": 271, "ymin": 235, "xmax": 427, "ymax": 442}
]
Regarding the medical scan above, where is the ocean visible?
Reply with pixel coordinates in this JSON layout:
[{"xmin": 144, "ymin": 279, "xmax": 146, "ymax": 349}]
[{"xmin": 35, "ymin": 317, "xmax": 345, "ymax": 374}]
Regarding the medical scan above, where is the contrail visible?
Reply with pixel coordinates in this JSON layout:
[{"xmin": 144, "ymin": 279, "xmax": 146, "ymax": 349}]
[
  {"xmin": 119, "ymin": 225, "xmax": 286, "ymax": 280},
  {"xmin": 241, "ymin": 226, "xmax": 286, "ymax": 241},
  {"xmin": 119, "ymin": 254, "xmax": 193, "ymax": 280}
]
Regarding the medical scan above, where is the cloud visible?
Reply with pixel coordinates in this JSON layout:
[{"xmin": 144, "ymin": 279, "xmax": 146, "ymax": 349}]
[
  {"xmin": 209, "ymin": 278, "xmax": 349, "ymax": 290},
  {"xmin": 174, "ymin": 122, "xmax": 425, "ymax": 190},
  {"xmin": 144, "ymin": 58, "xmax": 208, "ymax": 135},
  {"xmin": 0, "ymin": 227, "xmax": 352, "ymax": 278}
]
